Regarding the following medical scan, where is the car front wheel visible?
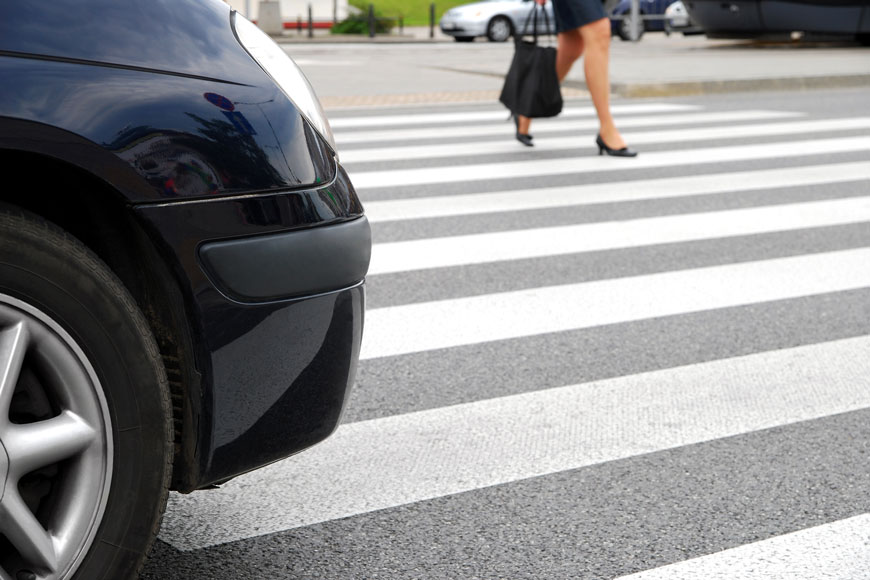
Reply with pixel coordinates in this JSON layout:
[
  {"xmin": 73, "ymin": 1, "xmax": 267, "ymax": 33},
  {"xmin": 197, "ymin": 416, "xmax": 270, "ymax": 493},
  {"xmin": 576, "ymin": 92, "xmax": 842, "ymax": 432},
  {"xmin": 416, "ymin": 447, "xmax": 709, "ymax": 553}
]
[
  {"xmin": 0, "ymin": 206, "xmax": 172, "ymax": 580},
  {"xmin": 487, "ymin": 16, "xmax": 513, "ymax": 41}
]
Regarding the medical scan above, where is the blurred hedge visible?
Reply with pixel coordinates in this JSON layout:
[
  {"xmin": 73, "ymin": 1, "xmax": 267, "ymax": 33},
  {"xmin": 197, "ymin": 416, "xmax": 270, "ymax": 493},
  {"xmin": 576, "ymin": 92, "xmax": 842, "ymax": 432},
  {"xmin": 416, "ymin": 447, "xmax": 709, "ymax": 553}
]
[
  {"xmin": 331, "ymin": 12, "xmax": 396, "ymax": 34},
  {"xmin": 347, "ymin": 0, "xmax": 470, "ymax": 26}
]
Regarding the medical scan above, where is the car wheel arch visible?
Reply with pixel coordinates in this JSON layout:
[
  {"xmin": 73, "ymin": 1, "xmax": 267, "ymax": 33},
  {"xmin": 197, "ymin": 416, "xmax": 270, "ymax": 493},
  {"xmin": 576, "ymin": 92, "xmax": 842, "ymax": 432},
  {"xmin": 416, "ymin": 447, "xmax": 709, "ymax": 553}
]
[
  {"xmin": 0, "ymin": 202, "xmax": 175, "ymax": 579},
  {"xmin": 0, "ymin": 153, "xmax": 203, "ymax": 491}
]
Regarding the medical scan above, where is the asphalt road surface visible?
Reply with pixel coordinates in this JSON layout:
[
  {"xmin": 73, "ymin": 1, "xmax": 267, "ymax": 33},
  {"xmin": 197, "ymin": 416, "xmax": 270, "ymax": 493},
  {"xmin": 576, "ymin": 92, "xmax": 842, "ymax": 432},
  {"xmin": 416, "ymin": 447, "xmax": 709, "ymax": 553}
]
[{"xmin": 143, "ymin": 87, "xmax": 870, "ymax": 580}]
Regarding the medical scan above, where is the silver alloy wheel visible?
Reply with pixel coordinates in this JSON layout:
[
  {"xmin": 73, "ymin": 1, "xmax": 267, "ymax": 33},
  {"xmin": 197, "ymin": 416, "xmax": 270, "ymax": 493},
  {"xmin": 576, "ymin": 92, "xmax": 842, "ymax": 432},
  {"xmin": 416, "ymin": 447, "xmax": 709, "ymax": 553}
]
[
  {"xmin": 0, "ymin": 294, "xmax": 113, "ymax": 580},
  {"xmin": 487, "ymin": 16, "xmax": 512, "ymax": 41}
]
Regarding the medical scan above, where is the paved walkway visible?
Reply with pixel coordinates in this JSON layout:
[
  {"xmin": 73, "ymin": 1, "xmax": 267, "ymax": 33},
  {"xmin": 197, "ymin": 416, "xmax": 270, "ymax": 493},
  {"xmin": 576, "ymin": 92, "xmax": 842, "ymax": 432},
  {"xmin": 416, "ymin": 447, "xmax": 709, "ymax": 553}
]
[{"xmin": 276, "ymin": 27, "xmax": 870, "ymax": 105}]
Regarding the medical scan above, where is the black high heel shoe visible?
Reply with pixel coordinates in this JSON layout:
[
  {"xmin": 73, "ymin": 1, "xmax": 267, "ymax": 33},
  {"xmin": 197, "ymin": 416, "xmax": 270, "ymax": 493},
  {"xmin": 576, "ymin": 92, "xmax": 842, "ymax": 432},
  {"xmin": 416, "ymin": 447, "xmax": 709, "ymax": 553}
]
[
  {"xmin": 516, "ymin": 133, "xmax": 534, "ymax": 147},
  {"xmin": 510, "ymin": 113, "xmax": 534, "ymax": 147},
  {"xmin": 596, "ymin": 134, "xmax": 637, "ymax": 157}
]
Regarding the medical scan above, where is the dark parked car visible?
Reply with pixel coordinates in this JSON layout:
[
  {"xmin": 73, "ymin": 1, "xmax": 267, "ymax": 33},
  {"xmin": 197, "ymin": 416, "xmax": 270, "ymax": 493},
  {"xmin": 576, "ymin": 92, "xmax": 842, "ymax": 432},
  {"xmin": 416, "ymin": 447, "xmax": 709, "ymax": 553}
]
[
  {"xmin": 0, "ymin": 1, "xmax": 371, "ymax": 579},
  {"xmin": 683, "ymin": 0, "xmax": 870, "ymax": 42}
]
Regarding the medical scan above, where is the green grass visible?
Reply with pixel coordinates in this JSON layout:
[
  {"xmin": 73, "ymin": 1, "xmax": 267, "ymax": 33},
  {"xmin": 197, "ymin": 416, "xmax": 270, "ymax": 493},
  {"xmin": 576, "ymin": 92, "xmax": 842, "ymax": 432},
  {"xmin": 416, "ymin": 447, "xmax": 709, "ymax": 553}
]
[{"xmin": 349, "ymin": 0, "xmax": 473, "ymax": 26}]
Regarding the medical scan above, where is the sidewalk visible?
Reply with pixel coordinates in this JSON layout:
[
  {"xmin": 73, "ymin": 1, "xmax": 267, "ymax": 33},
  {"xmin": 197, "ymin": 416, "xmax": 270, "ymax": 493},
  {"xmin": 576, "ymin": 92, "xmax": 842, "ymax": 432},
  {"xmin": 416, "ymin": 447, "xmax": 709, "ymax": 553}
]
[
  {"xmin": 273, "ymin": 24, "xmax": 455, "ymax": 43},
  {"xmin": 275, "ymin": 27, "xmax": 870, "ymax": 105}
]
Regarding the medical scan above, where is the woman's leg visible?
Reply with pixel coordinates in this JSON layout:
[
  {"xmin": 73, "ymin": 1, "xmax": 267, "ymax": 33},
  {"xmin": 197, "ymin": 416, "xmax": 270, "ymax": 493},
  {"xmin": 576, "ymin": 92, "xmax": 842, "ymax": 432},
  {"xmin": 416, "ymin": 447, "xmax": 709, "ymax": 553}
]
[
  {"xmin": 556, "ymin": 28, "xmax": 584, "ymax": 81},
  {"xmin": 517, "ymin": 29, "xmax": 583, "ymax": 136},
  {"xmin": 579, "ymin": 17, "xmax": 627, "ymax": 149},
  {"xmin": 517, "ymin": 114, "xmax": 532, "ymax": 136}
]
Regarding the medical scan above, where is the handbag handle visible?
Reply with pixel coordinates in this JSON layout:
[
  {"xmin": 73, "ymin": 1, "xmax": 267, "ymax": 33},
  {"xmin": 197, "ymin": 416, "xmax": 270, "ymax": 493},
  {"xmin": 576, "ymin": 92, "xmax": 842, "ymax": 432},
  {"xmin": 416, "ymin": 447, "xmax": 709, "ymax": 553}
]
[{"xmin": 518, "ymin": 2, "xmax": 553, "ymax": 44}]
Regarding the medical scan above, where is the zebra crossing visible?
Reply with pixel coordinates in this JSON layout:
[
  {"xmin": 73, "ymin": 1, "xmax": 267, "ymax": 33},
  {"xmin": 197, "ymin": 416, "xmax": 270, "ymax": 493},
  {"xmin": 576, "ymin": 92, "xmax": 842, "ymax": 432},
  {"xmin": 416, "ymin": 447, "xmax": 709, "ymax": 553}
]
[{"xmin": 157, "ymin": 96, "xmax": 870, "ymax": 578}]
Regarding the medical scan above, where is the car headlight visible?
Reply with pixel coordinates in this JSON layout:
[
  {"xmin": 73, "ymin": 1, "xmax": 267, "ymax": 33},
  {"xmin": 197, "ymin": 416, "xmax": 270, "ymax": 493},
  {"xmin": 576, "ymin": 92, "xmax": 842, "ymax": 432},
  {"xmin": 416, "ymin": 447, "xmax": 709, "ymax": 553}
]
[{"xmin": 232, "ymin": 11, "xmax": 337, "ymax": 154}]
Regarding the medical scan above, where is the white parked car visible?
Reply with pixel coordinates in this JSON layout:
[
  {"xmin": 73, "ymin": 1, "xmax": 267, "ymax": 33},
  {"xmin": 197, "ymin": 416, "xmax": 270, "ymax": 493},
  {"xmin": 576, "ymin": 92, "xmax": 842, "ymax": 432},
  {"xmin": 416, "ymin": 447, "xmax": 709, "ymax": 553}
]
[{"xmin": 439, "ymin": 0, "xmax": 556, "ymax": 42}]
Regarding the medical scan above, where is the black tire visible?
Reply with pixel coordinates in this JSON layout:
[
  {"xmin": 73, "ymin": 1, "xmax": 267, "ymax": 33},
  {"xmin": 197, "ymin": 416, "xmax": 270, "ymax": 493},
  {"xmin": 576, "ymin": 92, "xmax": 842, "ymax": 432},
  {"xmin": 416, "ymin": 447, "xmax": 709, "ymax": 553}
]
[
  {"xmin": 0, "ymin": 206, "xmax": 172, "ymax": 580},
  {"xmin": 454, "ymin": 35, "xmax": 475, "ymax": 42},
  {"xmin": 486, "ymin": 15, "xmax": 513, "ymax": 42},
  {"xmin": 617, "ymin": 14, "xmax": 645, "ymax": 41}
]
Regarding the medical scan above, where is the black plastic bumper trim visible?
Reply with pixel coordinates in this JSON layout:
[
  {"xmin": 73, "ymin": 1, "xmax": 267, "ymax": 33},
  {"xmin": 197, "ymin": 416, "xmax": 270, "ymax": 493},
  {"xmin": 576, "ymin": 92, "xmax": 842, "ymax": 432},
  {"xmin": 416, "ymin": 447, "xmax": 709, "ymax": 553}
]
[{"xmin": 199, "ymin": 216, "xmax": 371, "ymax": 303}]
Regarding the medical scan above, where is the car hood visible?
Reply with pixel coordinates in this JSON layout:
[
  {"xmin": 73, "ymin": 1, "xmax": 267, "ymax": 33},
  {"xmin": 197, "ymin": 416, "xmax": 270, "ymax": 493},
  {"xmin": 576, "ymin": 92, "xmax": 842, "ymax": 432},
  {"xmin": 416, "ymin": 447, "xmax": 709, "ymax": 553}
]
[
  {"xmin": 0, "ymin": 0, "xmax": 263, "ymax": 87},
  {"xmin": 0, "ymin": 0, "xmax": 339, "ymax": 200}
]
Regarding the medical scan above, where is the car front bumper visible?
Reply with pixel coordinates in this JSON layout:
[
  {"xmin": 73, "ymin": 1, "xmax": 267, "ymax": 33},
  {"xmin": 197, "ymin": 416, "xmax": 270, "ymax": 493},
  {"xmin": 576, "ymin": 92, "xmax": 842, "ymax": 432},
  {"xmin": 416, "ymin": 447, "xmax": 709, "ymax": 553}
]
[
  {"xmin": 136, "ymin": 165, "xmax": 370, "ymax": 491},
  {"xmin": 439, "ymin": 16, "xmax": 488, "ymax": 37}
]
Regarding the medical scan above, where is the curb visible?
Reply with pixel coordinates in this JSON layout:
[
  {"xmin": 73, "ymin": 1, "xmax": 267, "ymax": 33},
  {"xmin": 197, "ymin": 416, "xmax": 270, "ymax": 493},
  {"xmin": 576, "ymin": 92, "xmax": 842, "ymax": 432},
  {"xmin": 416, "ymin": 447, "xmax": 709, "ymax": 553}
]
[
  {"xmin": 275, "ymin": 35, "xmax": 452, "ymax": 43},
  {"xmin": 272, "ymin": 28, "xmax": 452, "ymax": 44},
  {"xmin": 317, "ymin": 74, "xmax": 869, "ymax": 109},
  {"xmin": 418, "ymin": 69, "xmax": 870, "ymax": 99},
  {"xmin": 605, "ymin": 74, "xmax": 870, "ymax": 98}
]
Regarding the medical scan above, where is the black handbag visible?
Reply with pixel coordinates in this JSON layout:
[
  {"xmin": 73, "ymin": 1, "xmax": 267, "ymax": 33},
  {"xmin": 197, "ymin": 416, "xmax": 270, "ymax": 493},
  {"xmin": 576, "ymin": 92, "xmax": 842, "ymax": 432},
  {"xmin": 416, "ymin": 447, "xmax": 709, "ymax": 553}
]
[{"xmin": 499, "ymin": 4, "xmax": 563, "ymax": 119}]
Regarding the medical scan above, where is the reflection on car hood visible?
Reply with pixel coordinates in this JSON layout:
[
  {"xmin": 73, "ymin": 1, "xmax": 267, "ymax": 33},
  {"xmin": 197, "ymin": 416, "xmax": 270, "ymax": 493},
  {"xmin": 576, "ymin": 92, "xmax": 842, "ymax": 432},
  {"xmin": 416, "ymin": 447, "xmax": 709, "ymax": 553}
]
[{"xmin": 0, "ymin": 0, "xmax": 263, "ymax": 87}]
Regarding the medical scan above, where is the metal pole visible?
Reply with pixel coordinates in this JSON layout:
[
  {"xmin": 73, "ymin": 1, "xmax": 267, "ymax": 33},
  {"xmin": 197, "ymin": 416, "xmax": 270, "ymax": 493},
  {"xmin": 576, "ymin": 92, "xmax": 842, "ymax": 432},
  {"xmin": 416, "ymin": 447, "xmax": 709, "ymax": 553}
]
[
  {"xmin": 308, "ymin": 4, "xmax": 313, "ymax": 38},
  {"xmin": 430, "ymin": 3, "xmax": 435, "ymax": 38},
  {"xmin": 368, "ymin": 4, "xmax": 375, "ymax": 38},
  {"xmin": 245, "ymin": 0, "xmax": 251, "ymax": 18},
  {"xmin": 630, "ymin": 0, "xmax": 640, "ymax": 41},
  {"xmin": 333, "ymin": 0, "xmax": 337, "ymax": 23}
]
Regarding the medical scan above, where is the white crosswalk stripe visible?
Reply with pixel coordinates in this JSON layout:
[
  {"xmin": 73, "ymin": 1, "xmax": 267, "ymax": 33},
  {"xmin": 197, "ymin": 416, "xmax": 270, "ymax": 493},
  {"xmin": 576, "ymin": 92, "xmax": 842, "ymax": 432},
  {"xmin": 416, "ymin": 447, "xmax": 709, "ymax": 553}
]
[
  {"xmin": 160, "ymin": 99, "xmax": 870, "ymax": 577},
  {"xmin": 341, "ymin": 117, "xmax": 870, "ymax": 164},
  {"xmin": 161, "ymin": 336, "xmax": 870, "ymax": 550},
  {"xmin": 364, "ymin": 161, "xmax": 870, "ymax": 222},
  {"xmin": 362, "ymin": 248, "xmax": 870, "ymax": 359},
  {"xmin": 329, "ymin": 102, "xmax": 700, "ymax": 129},
  {"xmin": 616, "ymin": 515, "xmax": 870, "ymax": 579},
  {"xmin": 368, "ymin": 197, "xmax": 870, "ymax": 275},
  {"xmin": 334, "ymin": 109, "xmax": 802, "ymax": 145},
  {"xmin": 350, "ymin": 136, "xmax": 870, "ymax": 189}
]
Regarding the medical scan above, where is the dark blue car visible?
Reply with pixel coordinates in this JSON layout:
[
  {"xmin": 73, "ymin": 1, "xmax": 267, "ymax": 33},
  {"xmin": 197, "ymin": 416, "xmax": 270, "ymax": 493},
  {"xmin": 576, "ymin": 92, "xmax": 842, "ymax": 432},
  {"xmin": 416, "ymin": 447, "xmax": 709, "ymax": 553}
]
[
  {"xmin": 683, "ymin": 0, "xmax": 870, "ymax": 43},
  {"xmin": 610, "ymin": 0, "xmax": 680, "ymax": 40},
  {"xmin": 0, "ymin": 1, "xmax": 370, "ymax": 578}
]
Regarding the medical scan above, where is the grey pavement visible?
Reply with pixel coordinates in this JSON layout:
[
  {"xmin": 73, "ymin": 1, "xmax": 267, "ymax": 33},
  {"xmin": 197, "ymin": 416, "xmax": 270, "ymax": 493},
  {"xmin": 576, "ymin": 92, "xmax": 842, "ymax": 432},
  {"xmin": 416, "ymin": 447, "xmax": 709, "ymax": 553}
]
[
  {"xmin": 144, "ymin": 86, "xmax": 870, "ymax": 580},
  {"xmin": 276, "ymin": 27, "xmax": 870, "ymax": 106}
]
